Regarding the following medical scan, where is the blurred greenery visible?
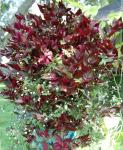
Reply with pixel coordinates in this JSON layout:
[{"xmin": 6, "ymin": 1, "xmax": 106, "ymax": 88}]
[
  {"xmin": 0, "ymin": 84, "xmax": 14, "ymax": 150},
  {"xmin": 0, "ymin": 84, "xmax": 28, "ymax": 150}
]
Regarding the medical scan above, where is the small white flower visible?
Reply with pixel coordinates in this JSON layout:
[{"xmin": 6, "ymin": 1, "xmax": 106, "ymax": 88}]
[
  {"xmin": 24, "ymin": 87, "xmax": 27, "ymax": 90},
  {"xmin": 33, "ymin": 92, "xmax": 35, "ymax": 94},
  {"xmin": 49, "ymin": 84, "xmax": 52, "ymax": 88}
]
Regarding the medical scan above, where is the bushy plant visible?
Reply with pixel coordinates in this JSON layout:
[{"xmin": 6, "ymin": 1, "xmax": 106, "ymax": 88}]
[{"xmin": 0, "ymin": 1, "xmax": 123, "ymax": 149}]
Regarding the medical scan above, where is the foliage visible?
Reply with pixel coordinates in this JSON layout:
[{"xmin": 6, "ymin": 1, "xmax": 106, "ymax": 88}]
[
  {"xmin": 0, "ymin": 0, "xmax": 25, "ymax": 25},
  {"xmin": 57, "ymin": 0, "xmax": 99, "ymax": 17},
  {"xmin": 0, "ymin": 84, "xmax": 28, "ymax": 150},
  {"xmin": 0, "ymin": 0, "xmax": 10, "ymax": 15},
  {"xmin": 84, "ymin": 0, "xmax": 115, "ymax": 6},
  {"xmin": 0, "ymin": 1, "xmax": 123, "ymax": 149}
]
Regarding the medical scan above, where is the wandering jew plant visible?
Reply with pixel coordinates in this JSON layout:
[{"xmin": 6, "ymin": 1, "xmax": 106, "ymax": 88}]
[{"xmin": 0, "ymin": 1, "xmax": 123, "ymax": 149}]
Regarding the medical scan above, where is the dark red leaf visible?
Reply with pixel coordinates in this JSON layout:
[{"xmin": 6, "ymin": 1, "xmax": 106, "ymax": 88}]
[
  {"xmin": 78, "ymin": 134, "xmax": 91, "ymax": 143},
  {"xmin": 42, "ymin": 141, "xmax": 48, "ymax": 150},
  {"xmin": 76, "ymin": 9, "xmax": 82, "ymax": 16},
  {"xmin": 15, "ymin": 14, "xmax": 25, "ymax": 20},
  {"xmin": 15, "ymin": 95, "xmax": 32, "ymax": 105},
  {"xmin": 14, "ymin": 22, "xmax": 23, "ymax": 30},
  {"xmin": 37, "ymin": 129, "xmax": 49, "ymax": 138},
  {"xmin": 8, "ymin": 63, "xmax": 21, "ymax": 71}
]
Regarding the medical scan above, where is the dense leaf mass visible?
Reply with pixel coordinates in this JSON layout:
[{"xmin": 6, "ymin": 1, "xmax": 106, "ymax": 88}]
[{"xmin": 0, "ymin": 1, "xmax": 123, "ymax": 149}]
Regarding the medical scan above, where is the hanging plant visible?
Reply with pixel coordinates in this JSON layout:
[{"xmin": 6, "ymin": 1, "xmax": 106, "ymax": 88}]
[{"xmin": 0, "ymin": 1, "xmax": 123, "ymax": 149}]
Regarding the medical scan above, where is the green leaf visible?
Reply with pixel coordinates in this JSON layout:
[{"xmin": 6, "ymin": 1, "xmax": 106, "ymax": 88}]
[{"xmin": 99, "ymin": 54, "xmax": 113, "ymax": 65}]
